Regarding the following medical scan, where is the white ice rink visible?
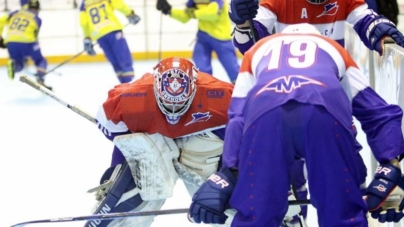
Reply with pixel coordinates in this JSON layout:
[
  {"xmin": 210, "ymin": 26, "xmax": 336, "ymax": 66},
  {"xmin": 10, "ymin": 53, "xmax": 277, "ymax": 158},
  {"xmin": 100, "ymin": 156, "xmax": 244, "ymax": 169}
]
[{"xmin": 1, "ymin": 59, "xmax": 373, "ymax": 227}]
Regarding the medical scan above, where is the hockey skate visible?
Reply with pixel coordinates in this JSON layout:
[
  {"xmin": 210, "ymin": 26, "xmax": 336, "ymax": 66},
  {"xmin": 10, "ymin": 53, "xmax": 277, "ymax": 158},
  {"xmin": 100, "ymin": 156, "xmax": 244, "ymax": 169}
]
[
  {"xmin": 36, "ymin": 77, "xmax": 53, "ymax": 91},
  {"xmin": 7, "ymin": 59, "xmax": 15, "ymax": 80}
]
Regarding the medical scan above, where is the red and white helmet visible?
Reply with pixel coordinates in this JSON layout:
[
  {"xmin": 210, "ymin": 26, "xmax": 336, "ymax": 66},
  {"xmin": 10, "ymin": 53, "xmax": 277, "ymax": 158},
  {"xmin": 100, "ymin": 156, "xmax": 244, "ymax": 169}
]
[{"xmin": 153, "ymin": 57, "xmax": 198, "ymax": 124}]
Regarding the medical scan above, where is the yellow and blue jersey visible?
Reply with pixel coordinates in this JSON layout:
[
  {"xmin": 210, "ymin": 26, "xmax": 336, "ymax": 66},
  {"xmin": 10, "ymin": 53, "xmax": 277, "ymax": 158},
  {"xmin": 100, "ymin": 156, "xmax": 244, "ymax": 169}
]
[
  {"xmin": 170, "ymin": 0, "xmax": 232, "ymax": 41},
  {"xmin": 0, "ymin": 9, "xmax": 41, "ymax": 43},
  {"xmin": 79, "ymin": 0, "xmax": 132, "ymax": 40}
]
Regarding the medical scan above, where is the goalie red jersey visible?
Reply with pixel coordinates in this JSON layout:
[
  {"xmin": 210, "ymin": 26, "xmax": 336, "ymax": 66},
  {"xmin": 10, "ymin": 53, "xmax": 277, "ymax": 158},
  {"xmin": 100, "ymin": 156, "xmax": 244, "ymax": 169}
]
[{"xmin": 97, "ymin": 71, "xmax": 233, "ymax": 139}]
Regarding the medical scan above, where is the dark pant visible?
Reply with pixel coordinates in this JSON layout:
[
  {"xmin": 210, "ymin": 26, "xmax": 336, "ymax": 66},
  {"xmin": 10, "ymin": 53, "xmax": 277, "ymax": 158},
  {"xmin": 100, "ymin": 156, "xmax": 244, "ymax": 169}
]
[
  {"xmin": 98, "ymin": 31, "xmax": 134, "ymax": 83},
  {"xmin": 193, "ymin": 31, "xmax": 240, "ymax": 82},
  {"xmin": 230, "ymin": 101, "xmax": 368, "ymax": 227},
  {"xmin": 7, "ymin": 42, "xmax": 47, "ymax": 78}
]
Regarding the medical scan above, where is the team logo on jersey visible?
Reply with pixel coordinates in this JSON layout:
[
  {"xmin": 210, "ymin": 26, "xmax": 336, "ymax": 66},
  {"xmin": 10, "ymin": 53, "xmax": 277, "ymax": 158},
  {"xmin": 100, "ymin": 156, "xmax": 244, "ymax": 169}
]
[
  {"xmin": 207, "ymin": 90, "xmax": 225, "ymax": 98},
  {"xmin": 161, "ymin": 70, "xmax": 190, "ymax": 103},
  {"xmin": 185, "ymin": 112, "xmax": 212, "ymax": 126},
  {"xmin": 372, "ymin": 184, "xmax": 387, "ymax": 192},
  {"xmin": 120, "ymin": 92, "xmax": 147, "ymax": 98},
  {"xmin": 255, "ymin": 75, "xmax": 325, "ymax": 96},
  {"xmin": 316, "ymin": 2, "xmax": 339, "ymax": 18}
]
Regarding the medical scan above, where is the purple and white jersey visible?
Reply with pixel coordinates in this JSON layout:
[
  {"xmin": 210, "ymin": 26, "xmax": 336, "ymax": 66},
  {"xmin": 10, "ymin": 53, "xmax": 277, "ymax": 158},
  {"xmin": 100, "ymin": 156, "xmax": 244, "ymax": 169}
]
[{"xmin": 223, "ymin": 33, "xmax": 404, "ymax": 168}]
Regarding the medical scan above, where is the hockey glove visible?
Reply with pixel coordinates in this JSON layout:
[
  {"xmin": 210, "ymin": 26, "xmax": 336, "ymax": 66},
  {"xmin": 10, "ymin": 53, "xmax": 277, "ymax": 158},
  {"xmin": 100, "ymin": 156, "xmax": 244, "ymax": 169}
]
[
  {"xmin": 83, "ymin": 38, "xmax": 96, "ymax": 56},
  {"xmin": 228, "ymin": 0, "xmax": 259, "ymax": 25},
  {"xmin": 0, "ymin": 37, "xmax": 6, "ymax": 49},
  {"xmin": 127, "ymin": 11, "xmax": 141, "ymax": 25},
  {"xmin": 355, "ymin": 13, "xmax": 404, "ymax": 56},
  {"xmin": 366, "ymin": 162, "xmax": 404, "ymax": 223},
  {"xmin": 189, "ymin": 167, "xmax": 237, "ymax": 224},
  {"xmin": 156, "ymin": 0, "xmax": 172, "ymax": 15}
]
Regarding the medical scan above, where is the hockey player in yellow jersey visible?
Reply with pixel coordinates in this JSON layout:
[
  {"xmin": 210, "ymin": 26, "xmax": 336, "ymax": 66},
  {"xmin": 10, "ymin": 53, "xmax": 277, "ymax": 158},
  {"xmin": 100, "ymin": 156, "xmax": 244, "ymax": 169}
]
[
  {"xmin": 156, "ymin": 0, "xmax": 240, "ymax": 83},
  {"xmin": 79, "ymin": 0, "xmax": 140, "ymax": 83},
  {"xmin": 0, "ymin": 0, "xmax": 52, "ymax": 90}
]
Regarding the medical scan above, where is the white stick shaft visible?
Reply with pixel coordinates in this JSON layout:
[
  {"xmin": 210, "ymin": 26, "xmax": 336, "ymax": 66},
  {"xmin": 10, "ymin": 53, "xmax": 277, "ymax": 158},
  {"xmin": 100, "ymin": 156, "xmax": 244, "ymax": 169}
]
[{"xmin": 19, "ymin": 75, "xmax": 96, "ymax": 124}]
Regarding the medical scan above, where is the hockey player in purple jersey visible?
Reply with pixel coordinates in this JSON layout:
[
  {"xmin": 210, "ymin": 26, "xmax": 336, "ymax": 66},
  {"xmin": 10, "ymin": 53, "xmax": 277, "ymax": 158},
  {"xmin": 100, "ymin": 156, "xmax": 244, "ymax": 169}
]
[
  {"xmin": 227, "ymin": 0, "xmax": 404, "ymax": 224},
  {"xmin": 189, "ymin": 23, "xmax": 404, "ymax": 226}
]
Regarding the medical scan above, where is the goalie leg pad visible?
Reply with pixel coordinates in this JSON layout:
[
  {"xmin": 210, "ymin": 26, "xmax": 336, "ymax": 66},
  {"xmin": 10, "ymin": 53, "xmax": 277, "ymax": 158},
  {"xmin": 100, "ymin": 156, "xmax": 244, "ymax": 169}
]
[
  {"xmin": 113, "ymin": 133, "xmax": 180, "ymax": 201},
  {"xmin": 84, "ymin": 162, "xmax": 143, "ymax": 227}
]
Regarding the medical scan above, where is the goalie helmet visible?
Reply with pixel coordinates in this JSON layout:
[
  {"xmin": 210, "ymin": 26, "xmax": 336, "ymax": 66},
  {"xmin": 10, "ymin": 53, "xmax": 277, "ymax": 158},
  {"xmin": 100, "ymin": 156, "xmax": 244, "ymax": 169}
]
[
  {"xmin": 153, "ymin": 57, "xmax": 198, "ymax": 125},
  {"xmin": 28, "ymin": 0, "xmax": 40, "ymax": 10},
  {"xmin": 307, "ymin": 0, "xmax": 328, "ymax": 4}
]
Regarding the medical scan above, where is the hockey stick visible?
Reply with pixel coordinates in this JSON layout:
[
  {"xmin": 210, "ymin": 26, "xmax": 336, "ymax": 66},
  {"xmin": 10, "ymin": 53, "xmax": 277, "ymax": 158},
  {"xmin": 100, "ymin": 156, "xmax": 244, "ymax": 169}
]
[
  {"xmin": 11, "ymin": 201, "xmax": 311, "ymax": 227},
  {"xmin": 10, "ymin": 208, "xmax": 189, "ymax": 227},
  {"xmin": 41, "ymin": 49, "xmax": 86, "ymax": 77},
  {"xmin": 20, "ymin": 75, "xmax": 96, "ymax": 124},
  {"xmin": 291, "ymin": 181, "xmax": 307, "ymax": 227},
  {"xmin": 248, "ymin": 19, "xmax": 258, "ymax": 43},
  {"xmin": 13, "ymin": 200, "xmax": 311, "ymax": 227},
  {"xmin": 23, "ymin": 69, "xmax": 62, "ymax": 77}
]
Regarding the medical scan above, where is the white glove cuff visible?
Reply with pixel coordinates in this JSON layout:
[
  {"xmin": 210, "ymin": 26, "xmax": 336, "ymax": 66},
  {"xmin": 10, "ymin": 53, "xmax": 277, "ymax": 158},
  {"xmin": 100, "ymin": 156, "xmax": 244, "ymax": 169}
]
[{"xmin": 233, "ymin": 26, "xmax": 253, "ymax": 44}]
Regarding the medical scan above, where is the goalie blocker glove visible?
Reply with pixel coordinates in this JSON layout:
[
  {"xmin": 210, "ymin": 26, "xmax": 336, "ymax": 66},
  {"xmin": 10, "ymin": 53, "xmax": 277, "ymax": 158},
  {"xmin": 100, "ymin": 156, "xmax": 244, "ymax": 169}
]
[
  {"xmin": 366, "ymin": 162, "xmax": 404, "ymax": 223},
  {"xmin": 189, "ymin": 167, "xmax": 237, "ymax": 224}
]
